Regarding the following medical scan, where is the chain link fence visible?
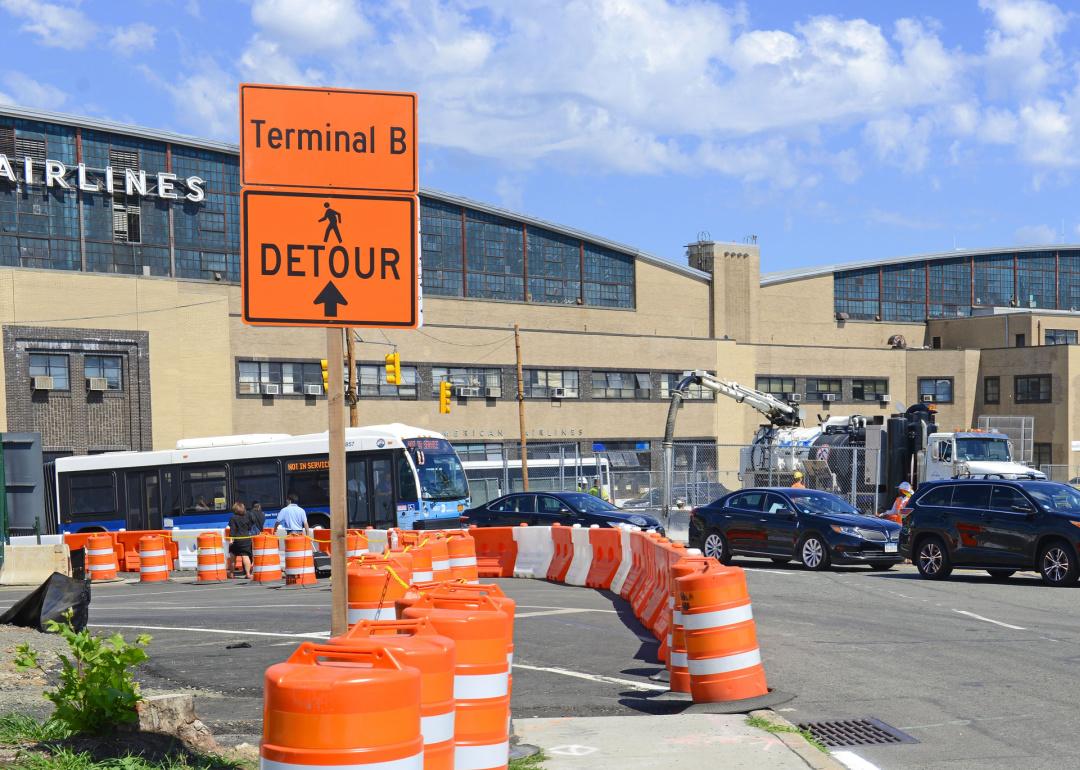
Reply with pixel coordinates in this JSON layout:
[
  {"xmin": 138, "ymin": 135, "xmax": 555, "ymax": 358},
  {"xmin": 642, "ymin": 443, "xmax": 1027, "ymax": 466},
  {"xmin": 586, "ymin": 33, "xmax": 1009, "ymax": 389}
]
[
  {"xmin": 1039, "ymin": 465, "xmax": 1080, "ymax": 484},
  {"xmin": 977, "ymin": 415, "xmax": 1034, "ymax": 463}
]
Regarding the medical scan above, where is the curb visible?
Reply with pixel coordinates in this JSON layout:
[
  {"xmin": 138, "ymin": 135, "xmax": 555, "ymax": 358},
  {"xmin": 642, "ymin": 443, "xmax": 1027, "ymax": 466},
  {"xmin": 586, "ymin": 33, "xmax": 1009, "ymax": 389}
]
[{"xmin": 749, "ymin": 709, "xmax": 846, "ymax": 770}]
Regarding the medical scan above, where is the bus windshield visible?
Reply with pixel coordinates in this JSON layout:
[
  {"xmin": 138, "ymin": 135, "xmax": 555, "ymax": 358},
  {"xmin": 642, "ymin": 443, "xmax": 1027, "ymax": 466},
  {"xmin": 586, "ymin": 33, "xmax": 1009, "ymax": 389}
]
[
  {"xmin": 405, "ymin": 438, "xmax": 469, "ymax": 502},
  {"xmin": 955, "ymin": 438, "xmax": 1011, "ymax": 462}
]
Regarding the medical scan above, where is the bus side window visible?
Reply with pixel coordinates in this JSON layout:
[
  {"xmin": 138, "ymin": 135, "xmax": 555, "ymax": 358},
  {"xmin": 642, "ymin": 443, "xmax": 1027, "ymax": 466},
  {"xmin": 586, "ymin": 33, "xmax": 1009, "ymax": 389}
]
[
  {"xmin": 68, "ymin": 472, "xmax": 116, "ymax": 519},
  {"xmin": 182, "ymin": 465, "xmax": 228, "ymax": 514},
  {"xmin": 397, "ymin": 453, "xmax": 418, "ymax": 502},
  {"xmin": 162, "ymin": 469, "xmax": 181, "ymax": 516}
]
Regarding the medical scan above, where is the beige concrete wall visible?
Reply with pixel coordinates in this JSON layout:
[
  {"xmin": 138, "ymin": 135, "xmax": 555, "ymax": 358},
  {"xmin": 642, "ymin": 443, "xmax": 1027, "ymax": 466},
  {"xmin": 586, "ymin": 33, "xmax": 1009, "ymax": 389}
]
[{"xmin": 0, "ymin": 268, "xmax": 235, "ymax": 448}]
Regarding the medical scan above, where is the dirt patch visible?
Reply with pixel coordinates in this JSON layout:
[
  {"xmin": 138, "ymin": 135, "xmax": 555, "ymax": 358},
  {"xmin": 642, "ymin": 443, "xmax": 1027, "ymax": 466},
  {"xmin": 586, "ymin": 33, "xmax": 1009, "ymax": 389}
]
[
  {"xmin": 0, "ymin": 732, "xmax": 256, "ymax": 769},
  {"xmin": 0, "ymin": 625, "xmax": 71, "ymax": 718}
]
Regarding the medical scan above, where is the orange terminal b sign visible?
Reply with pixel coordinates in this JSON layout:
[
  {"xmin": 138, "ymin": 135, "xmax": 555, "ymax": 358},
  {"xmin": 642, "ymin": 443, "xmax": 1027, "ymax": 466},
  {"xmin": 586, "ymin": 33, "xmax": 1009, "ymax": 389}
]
[{"xmin": 240, "ymin": 84, "xmax": 417, "ymax": 193}]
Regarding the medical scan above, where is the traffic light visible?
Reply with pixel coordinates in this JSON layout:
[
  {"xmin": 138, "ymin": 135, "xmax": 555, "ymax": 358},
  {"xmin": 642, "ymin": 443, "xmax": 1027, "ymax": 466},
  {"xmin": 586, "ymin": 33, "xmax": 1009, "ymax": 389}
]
[
  {"xmin": 320, "ymin": 359, "xmax": 329, "ymax": 392},
  {"xmin": 384, "ymin": 352, "xmax": 401, "ymax": 385},
  {"xmin": 439, "ymin": 381, "xmax": 452, "ymax": 414}
]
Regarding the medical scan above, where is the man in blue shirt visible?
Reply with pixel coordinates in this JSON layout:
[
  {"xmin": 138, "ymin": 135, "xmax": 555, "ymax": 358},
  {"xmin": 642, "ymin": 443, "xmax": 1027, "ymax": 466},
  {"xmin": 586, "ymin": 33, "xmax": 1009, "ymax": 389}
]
[{"xmin": 276, "ymin": 494, "xmax": 309, "ymax": 535}]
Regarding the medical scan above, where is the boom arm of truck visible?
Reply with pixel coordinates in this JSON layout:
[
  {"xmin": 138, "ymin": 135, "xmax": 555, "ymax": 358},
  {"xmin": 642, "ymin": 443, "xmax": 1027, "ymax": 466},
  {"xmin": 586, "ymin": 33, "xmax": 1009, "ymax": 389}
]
[{"xmin": 658, "ymin": 371, "xmax": 802, "ymax": 523}]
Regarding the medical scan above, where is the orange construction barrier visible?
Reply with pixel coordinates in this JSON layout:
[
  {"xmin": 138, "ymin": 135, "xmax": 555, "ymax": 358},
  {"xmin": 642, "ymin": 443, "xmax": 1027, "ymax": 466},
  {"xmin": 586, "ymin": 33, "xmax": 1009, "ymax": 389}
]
[
  {"xmin": 348, "ymin": 557, "xmax": 411, "ymax": 627},
  {"xmin": 468, "ymin": 527, "xmax": 517, "ymax": 578},
  {"xmin": 333, "ymin": 619, "xmax": 456, "ymax": 770},
  {"xmin": 196, "ymin": 532, "xmax": 228, "ymax": 583},
  {"xmin": 137, "ymin": 534, "xmax": 169, "ymax": 583},
  {"xmin": 85, "ymin": 533, "xmax": 119, "ymax": 581},
  {"xmin": 677, "ymin": 563, "xmax": 768, "ymax": 703},
  {"xmin": 546, "ymin": 524, "xmax": 573, "ymax": 583},
  {"xmin": 252, "ymin": 533, "xmax": 282, "ymax": 583},
  {"xmin": 585, "ymin": 526, "xmax": 621, "ymax": 589},
  {"xmin": 403, "ymin": 593, "xmax": 511, "ymax": 770},
  {"xmin": 262, "ymin": 643, "xmax": 423, "ymax": 770},
  {"xmin": 447, "ymin": 535, "xmax": 479, "ymax": 584},
  {"xmin": 284, "ymin": 534, "xmax": 316, "ymax": 586},
  {"xmin": 668, "ymin": 550, "xmax": 711, "ymax": 694}
]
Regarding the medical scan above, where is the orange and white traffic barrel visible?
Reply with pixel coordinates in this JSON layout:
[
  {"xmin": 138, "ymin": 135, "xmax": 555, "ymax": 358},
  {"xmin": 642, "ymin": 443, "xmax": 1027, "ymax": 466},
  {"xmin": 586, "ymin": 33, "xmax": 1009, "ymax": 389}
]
[
  {"xmin": 332, "ymin": 618, "xmax": 456, "ymax": 770},
  {"xmin": 429, "ymin": 537, "xmax": 452, "ymax": 582},
  {"xmin": 677, "ymin": 563, "xmax": 768, "ymax": 703},
  {"xmin": 85, "ymin": 533, "xmax": 118, "ymax": 581},
  {"xmin": 284, "ymin": 534, "xmax": 316, "ymax": 586},
  {"xmin": 348, "ymin": 557, "xmax": 411, "ymax": 627},
  {"xmin": 403, "ymin": 593, "xmax": 511, "ymax": 770},
  {"xmin": 137, "ymin": 535, "xmax": 169, "ymax": 583},
  {"xmin": 668, "ymin": 550, "xmax": 709, "ymax": 694},
  {"xmin": 447, "ymin": 536, "xmax": 479, "ymax": 584},
  {"xmin": 409, "ymin": 543, "xmax": 435, "ymax": 583},
  {"xmin": 252, "ymin": 533, "xmax": 282, "ymax": 583},
  {"xmin": 347, "ymin": 530, "xmax": 367, "ymax": 560},
  {"xmin": 196, "ymin": 532, "xmax": 228, "ymax": 583},
  {"xmin": 262, "ymin": 642, "xmax": 423, "ymax": 770}
]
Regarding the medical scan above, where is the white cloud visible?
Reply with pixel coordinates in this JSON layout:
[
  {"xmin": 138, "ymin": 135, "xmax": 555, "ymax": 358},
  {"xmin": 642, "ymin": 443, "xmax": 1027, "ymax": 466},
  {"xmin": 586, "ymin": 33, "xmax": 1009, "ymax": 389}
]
[
  {"xmin": 1014, "ymin": 223, "xmax": 1059, "ymax": 244},
  {"xmin": 110, "ymin": 22, "xmax": 156, "ymax": 57},
  {"xmin": 0, "ymin": 71, "xmax": 67, "ymax": 109},
  {"xmin": 250, "ymin": 0, "xmax": 368, "ymax": 52},
  {"xmin": 864, "ymin": 114, "xmax": 934, "ymax": 171},
  {"xmin": 0, "ymin": 0, "xmax": 96, "ymax": 49},
  {"xmin": 139, "ymin": 61, "xmax": 236, "ymax": 138},
  {"xmin": 980, "ymin": 0, "xmax": 1068, "ymax": 96}
]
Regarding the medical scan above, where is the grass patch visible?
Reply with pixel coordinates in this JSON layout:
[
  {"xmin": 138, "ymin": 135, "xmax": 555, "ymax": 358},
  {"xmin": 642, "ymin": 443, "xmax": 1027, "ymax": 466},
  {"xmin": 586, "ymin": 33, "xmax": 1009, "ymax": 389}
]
[
  {"xmin": 12, "ymin": 747, "xmax": 249, "ymax": 770},
  {"xmin": 509, "ymin": 750, "xmax": 547, "ymax": 769},
  {"xmin": 0, "ymin": 713, "xmax": 71, "ymax": 744},
  {"xmin": 746, "ymin": 714, "xmax": 828, "ymax": 753}
]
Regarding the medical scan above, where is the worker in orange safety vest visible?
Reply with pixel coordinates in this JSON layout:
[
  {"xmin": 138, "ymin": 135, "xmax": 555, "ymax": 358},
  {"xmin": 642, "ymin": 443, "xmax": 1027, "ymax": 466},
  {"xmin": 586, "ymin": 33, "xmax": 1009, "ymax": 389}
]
[
  {"xmin": 887, "ymin": 481, "xmax": 914, "ymax": 518},
  {"xmin": 791, "ymin": 470, "xmax": 806, "ymax": 489}
]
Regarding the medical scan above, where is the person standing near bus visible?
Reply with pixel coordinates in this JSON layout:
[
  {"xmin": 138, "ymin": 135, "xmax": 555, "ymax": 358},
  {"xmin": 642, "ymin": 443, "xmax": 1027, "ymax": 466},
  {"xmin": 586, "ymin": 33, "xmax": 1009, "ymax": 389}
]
[
  {"xmin": 276, "ymin": 493, "xmax": 309, "ymax": 536},
  {"xmin": 228, "ymin": 502, "xmax": 254, "ymax": 579},
  {"xmin": 249, "ymin": 501, "xmax": 266, "ymax": 536}
]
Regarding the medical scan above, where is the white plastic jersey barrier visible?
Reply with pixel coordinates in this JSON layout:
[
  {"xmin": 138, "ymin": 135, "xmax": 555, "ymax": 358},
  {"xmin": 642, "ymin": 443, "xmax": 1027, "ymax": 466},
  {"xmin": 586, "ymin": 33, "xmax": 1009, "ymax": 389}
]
[
  {"xmin": 511, "ymin": 526, "xmax": 554, "ymax": 578},
  {"xmin": 563, "ymin": 525, "xmax": 594, "ymax": 587},
  {"xmin": 366, "ymin": 529, "xmax": 390, "ymax": 554},
  {"xmin": 608, "ymin": 526, "xmax": 635, "ymax": 595},
  {"xmin": 172, "ymin": 527, "xmax": 227, "ymax": 569},
  {"xmin": 11, "ymin": 535, "xmax": 63, "ymax": 546}
]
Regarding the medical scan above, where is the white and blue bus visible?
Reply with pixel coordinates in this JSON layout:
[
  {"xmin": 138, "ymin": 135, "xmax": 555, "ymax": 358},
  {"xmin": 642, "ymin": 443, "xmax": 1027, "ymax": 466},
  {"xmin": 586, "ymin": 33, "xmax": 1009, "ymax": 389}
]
[{"xmin": 53, "ymin": 424, "xmax": 470, "ymax": 533}]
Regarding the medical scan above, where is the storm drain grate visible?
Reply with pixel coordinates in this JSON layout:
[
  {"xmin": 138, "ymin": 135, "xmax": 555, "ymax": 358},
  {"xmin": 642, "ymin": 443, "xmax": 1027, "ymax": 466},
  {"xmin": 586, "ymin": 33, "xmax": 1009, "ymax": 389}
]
[{"xmin": 796, "ymin": 718, "xmax": 918, "ymax": 748}]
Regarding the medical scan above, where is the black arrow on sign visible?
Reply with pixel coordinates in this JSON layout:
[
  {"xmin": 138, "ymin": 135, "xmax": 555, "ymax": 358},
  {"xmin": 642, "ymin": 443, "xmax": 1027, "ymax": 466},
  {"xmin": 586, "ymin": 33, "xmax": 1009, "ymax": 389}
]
[{"xmin": 313, "ymin": 281, "xmax": 348, "ymax": 317}]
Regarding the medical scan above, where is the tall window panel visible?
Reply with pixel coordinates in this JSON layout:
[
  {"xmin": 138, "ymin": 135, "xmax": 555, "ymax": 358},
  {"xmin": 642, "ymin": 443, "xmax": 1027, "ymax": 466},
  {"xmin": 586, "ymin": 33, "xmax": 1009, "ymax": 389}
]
[
  {"xmin": 465, "ymin": 210, "xmax": 523, "ymax": 301},
  {"xmin": 173, "ymin": 146, "xmax": 237, "ymax": 281},
  {"xmin": 881, "ymin": 263, "xmax": 926, "ymax": 321},
  {"xmin": 420, "ymin": 198, "xmax": 464, "ymax": 297},
  {"xmin": 834, "ymin": 268, "xmax": 879, "ymax": 319},
  {"xmin": 584, "ymin": 244, "xmax": 634, "ymax": 308},
  {"xmin": 928, "ymin": 258, "xmax": 972, "ymax": 318},
  {"xmin": 973, "ymin": 254, "xmax": 1014, "ymax": 307},
  {"xmin": 528, "ymin": 227, "xmax": 580, "ymax": 305},
  {"xmin": 1016, "ymin": 251, "xmax": 1055, "ymax": 309},
  {"xmin": 1059, "ymin": 251, "xmax": 1080, "ymax": 311}
]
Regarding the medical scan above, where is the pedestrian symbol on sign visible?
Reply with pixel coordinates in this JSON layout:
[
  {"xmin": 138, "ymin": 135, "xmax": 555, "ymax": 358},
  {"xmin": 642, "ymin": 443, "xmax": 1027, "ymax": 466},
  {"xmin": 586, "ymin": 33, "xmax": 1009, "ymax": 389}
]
[{"xmin": 319, "ymin": 202, "xmax": 343, "ymax": 244}]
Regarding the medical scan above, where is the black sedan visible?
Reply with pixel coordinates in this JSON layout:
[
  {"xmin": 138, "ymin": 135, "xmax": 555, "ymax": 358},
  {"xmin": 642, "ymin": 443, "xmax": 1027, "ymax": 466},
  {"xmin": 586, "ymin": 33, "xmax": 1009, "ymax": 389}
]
[
  {"xmin": 689, "ymin": 488, "xmax": 902, "ymax": 570},
  {"xmin": 464, "ymin": 491, "xmax": 664, "ymax": 533}
]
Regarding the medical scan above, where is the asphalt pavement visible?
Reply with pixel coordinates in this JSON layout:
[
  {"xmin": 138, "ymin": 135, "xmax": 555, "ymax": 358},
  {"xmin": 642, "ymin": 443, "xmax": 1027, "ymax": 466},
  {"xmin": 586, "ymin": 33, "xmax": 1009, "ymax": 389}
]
[{"xmin": 1, "ymin": 561, "xmax": 1077, "ymax": 769}]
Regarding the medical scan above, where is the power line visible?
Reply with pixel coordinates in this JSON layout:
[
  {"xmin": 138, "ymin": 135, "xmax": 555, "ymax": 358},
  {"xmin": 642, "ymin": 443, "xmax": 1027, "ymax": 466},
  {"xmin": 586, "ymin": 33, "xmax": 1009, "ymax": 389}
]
[{"xmin": 13, "ymin": 297, "xmax": 227, "ymax": 324}]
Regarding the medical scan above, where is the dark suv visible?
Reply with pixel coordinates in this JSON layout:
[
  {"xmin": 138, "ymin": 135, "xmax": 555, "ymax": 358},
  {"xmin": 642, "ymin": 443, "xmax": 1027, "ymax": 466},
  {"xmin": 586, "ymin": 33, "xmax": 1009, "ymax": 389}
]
[{"xmin": 900, "ymin": 479, "xmax": 1080, "ymax": 586}]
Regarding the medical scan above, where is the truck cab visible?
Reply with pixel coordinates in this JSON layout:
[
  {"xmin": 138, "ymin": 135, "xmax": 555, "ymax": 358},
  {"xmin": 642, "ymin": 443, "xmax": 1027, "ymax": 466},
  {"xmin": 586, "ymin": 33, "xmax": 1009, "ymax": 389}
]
[{"xmin": 922, "ymin": 431, "xmax": 1045, "ymax": 482}]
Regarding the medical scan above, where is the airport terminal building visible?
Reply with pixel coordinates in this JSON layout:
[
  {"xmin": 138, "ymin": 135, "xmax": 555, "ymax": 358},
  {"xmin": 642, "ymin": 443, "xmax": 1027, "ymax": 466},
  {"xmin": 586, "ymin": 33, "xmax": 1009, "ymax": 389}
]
[{"xmin": 2, "ymin": 104, "xmax": 1080, "ymax": 480}]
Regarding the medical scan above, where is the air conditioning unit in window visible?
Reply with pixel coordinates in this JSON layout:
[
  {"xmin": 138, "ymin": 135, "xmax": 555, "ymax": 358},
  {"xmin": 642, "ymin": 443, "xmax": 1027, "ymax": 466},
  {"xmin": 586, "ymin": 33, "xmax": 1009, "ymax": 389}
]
[
  {"xmin": 304, "ymin": 384, "xmax": 323, "ymax": 396},
  {"xmin": 484, "ymin": 387, "xmax": 501, "ymax": 398},
  {"xmin": 86, "ymin": 377, "xmax": 108, "ymax": 392},
  {"xmin": 787, "ymin": 393, "xmax": 802, "ymax": 402},
  {"xmin": 551, "ymin": 387, "xmax": 566, "ymax": 399},
  {"xmin": 31, "ymin": 375, "xmax": 54, "ymax": 391},
  {"xmin": 822, "ymin": 393, "xmax": 838, "ymax": 402},
  {"xmin": 456, "ymin": 386, "xmax": 480, "ymax": 398},
  {"xmin": 262, "ymin": 383, "xmax": 281, "ymax": 396},
  {"xmin": 922, "ymin": 394, "xmax": 935, "ymax": 403},
  {"xmin": 878, "ymin": 393, "xmax": 891, "ymax": 402}
]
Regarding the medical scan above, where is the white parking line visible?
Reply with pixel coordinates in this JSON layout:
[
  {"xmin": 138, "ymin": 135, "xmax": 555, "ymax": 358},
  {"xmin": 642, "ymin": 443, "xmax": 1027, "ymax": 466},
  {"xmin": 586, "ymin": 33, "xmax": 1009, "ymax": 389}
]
[
  {"xmin": 517, "ymin": 605, "xmax": 618, "ymax": 613},
  {"xmin": 89, "ymin": 623, "xmax": 325, "ymax": 639},
  {"xmin": 516, "ymin": 608, "xmax": 600, "ymax": 619},
  {"xmin": 741, "ymin": 568, "xmax": 797, "ymax": 576},
  {"xmin": 952, "ymin": 609, "xmax": 1026, "ymax": 630},
  {"xmin": 833, "ymin": 750, "xmax": 882, "ymax": 770},
  {"xmin": 512, "ymin": 663, "xmax": 668, "ymax": 691}
]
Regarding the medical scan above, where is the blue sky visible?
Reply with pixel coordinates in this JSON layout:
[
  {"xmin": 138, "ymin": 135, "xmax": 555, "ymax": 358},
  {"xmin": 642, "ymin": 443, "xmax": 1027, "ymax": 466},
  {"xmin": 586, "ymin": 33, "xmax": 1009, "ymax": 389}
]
[{"xmin": 2, "ymin": 0, "xmax": 1079, "ymax": 273}]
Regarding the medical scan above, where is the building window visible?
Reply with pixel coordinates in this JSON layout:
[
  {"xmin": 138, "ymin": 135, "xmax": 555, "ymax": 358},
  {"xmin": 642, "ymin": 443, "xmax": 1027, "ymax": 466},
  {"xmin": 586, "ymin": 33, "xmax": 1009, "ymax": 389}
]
[
  {"xmin": 931, "ymin": 336, "xmax": 942, "ymax": 349},
  {"xmin": 834, "ymin": 268, "xmax": 880, "ymax": 320},
  {"xmin": 237, "ymin": 360, "xmax": 322, "ymax": 396},
  {"xmin": 852, "ymin": 378, "xmax": 887, "ymax": 401},
  {"xmin": 591, "ymin": 371, "xmax": 650, "ymax": 399},
  {"xmin": 524, "ymin": 369, "xmax": 579, "ymax": 398},
  {"xmin": 659, "ymin": 373, "xmax": 715, "ymax": 400},
  {"xmin": 1015, "ymin": 374, "xmax": 1051, "ymax": 404},
  {"xmin": 358, "ymin": 364, "xmax": 418, "ymax": 399},
  {"xmin": 431, "ymin": 367, "xmax": 502, "ymax": 398},
  {"xmin": 881, "ymin": 263, "xmax": 925, "ymax": 321},
  {"xmin": 29, "ymin": 353, "xmax": 69, "ymax": 390},
  {"xmin": 1033, "ymin": 443, "xmax": 1053, "ymax": 468},
  {"xmin": 84, "ymin": 355, "xmax": 122, "ymax": 391},
  {"xmin": 756, "ymin": 376, "xmax": 795, "ymax": 396},
  {"xmin": 918, "ymin": 377, "xmax": 953, "ymax": 404},
  {"xmin": 806, "ymin": 378, "xmax": 841, "ymax": 400},
  {"xmin": 1045, "ymin": 329, "xmax": 1077, "ymax": 345},
  {"xmin": 453, "ymin": 443, "xmax": 504, "ymax": 462},
  {"xmin": 1016, "ymin": 334, "xmax": 1026, "ymax": 348},
  {"xmin": 984, "ymin": 376, "xmax": 1000, "ymax": 404}
]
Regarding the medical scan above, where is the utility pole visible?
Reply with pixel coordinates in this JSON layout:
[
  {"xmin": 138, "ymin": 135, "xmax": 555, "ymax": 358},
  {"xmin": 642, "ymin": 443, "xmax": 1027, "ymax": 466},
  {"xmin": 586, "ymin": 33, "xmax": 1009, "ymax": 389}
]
[
  {"xmin": 345, "ymin": 329, "xmax": 359, "ymax": 427},
  {"xmin": 327, "ymin": 329, "xmax": 347, "ymax": 637},
  {"xmin": 514, "ymin": 324, "xmax": 529, "ymax": 491}
]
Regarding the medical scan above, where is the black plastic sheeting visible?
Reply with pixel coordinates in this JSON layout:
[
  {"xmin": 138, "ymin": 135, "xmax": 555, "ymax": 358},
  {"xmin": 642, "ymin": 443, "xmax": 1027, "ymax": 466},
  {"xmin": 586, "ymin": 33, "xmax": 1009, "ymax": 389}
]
[{"xmin": 0, "ymin": 572, "xmax": 90, "ymax": 632}]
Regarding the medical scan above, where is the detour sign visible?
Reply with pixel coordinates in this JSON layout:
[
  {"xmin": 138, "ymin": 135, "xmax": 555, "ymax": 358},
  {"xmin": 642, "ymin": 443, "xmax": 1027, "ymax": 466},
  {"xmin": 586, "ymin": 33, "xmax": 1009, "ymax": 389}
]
[
  {"xmin": 240, "ymin": 84, "xmax": 417, "ymax": 194},
  {"xmin": 241, "ymin": 190, "xmax": 418, "ymax": 328}
]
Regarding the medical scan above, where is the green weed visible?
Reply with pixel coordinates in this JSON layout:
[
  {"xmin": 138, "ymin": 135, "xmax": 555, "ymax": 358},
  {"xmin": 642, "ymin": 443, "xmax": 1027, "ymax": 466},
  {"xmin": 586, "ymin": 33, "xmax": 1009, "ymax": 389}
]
[{"xmin": 746, "ymin": 714, "xmax": 828, "ymax": 753}]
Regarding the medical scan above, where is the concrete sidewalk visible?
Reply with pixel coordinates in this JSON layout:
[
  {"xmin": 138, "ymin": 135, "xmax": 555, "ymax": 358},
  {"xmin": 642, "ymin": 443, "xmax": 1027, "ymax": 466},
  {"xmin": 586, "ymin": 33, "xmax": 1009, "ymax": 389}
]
[{"xmin": 514, "ymin": 712, "xmax": 839, "ymax": 769}]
